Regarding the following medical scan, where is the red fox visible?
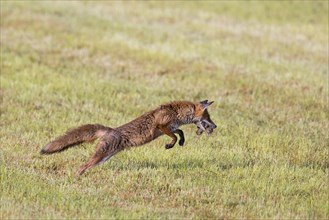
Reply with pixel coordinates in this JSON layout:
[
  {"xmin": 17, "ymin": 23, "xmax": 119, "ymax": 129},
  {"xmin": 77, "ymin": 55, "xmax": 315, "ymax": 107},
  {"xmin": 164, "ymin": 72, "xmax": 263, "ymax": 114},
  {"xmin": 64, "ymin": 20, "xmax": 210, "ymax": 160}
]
[{"xmin": 40, "ymin": 100, "xmax": 216, "ymax": 175}]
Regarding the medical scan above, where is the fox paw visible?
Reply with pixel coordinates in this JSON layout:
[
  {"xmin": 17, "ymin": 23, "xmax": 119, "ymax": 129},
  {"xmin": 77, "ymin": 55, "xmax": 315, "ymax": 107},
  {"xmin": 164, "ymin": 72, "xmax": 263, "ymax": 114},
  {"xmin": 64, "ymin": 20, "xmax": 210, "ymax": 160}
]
[
  {"xmin": 179, "ymin": 139, "xmax": 185, "ymax": 146},
  {"xmin": 165, "ymin": 144, "xmax": 174, "ymax": 149}
]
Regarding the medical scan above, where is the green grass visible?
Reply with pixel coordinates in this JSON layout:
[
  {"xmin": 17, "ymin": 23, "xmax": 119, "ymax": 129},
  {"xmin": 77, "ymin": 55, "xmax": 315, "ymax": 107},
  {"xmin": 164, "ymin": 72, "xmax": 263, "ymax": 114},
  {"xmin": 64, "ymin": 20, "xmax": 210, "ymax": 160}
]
[{"xmin": 1, "ymin": 1, "xmax": 328, "ymax": 219}]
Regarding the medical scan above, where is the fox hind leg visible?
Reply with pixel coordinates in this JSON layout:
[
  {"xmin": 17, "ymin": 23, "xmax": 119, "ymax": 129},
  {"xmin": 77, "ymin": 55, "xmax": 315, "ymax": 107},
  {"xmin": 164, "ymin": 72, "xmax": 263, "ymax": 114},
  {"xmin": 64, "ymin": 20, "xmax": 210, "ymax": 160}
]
[{"xmin": 77, "ymin": 135, "xmax": 122, "ymax": 176}]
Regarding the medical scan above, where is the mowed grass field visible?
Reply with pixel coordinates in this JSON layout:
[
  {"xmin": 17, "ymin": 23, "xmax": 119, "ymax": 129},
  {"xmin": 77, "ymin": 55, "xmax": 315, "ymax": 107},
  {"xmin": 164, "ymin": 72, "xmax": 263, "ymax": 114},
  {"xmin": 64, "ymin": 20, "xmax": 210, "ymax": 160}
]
[{"xmin": 1, "ymin": 1, "xmax": 328, "ymax": 219}]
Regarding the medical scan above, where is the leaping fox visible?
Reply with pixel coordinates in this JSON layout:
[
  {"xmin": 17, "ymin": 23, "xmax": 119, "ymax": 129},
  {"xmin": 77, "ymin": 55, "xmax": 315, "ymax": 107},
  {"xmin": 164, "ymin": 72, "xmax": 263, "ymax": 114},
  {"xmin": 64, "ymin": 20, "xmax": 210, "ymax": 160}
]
[{"xmin": 40, "ymin": 100, "xmax": 216, "ymax": 175}]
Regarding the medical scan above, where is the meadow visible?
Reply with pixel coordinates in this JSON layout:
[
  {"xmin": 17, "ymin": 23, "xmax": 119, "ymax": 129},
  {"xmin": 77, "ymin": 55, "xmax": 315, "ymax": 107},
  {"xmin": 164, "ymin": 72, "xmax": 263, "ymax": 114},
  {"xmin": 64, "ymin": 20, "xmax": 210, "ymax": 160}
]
[{"xmin": 1, "ymin": 1, "xmax": 328, "ymax": 219}]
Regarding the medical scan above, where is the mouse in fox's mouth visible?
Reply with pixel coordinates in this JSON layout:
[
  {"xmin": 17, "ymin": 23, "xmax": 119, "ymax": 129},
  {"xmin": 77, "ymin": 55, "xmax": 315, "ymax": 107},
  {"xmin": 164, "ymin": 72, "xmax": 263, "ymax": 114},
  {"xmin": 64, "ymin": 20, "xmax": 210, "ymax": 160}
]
[{"xmin": 196, "ymin": 120, "xmax": 217, "ymax": 135}]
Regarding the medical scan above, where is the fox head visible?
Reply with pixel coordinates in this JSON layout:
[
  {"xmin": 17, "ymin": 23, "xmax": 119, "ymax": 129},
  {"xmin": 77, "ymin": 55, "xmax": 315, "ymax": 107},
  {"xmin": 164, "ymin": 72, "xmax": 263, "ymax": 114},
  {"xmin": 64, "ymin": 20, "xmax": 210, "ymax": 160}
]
[{"xmin": 194, "ymin": 100, "xmax": 217, "ymax": 135}]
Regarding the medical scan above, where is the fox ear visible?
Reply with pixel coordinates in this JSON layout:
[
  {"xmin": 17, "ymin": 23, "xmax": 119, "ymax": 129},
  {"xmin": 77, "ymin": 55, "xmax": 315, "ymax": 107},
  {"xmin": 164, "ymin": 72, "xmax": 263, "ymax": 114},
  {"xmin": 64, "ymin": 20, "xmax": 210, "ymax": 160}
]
[
  {"xmin": 200, "ymin": 100, "xmax": 208, "ymax": 105},
  {"xmin": 200, "ymin": 100, "xmax": 214, "ymax": 110}
]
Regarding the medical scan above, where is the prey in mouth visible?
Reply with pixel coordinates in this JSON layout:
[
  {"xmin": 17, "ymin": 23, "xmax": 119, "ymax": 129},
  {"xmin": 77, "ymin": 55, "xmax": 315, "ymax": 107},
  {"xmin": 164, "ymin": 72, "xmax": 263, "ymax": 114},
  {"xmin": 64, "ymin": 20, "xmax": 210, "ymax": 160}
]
[
  {"xmin": 195, "ymin": 103, "xmax": 217, "ymax": 135},
  {"xmin": 196, "ymin": 120, "xmax": 217, "ymax": 135}
]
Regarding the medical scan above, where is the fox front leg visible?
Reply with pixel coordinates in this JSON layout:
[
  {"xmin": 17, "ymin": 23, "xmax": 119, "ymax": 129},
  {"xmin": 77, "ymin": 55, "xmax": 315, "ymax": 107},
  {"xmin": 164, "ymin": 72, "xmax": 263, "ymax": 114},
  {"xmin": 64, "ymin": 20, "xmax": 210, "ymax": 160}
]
[
  {"xmin": 174, "ymin": 129, "xmax": 185, "ymax": 146},
  {"xmin": 158, "ymin": 125, "xmax": 177, "ymax": 149}
]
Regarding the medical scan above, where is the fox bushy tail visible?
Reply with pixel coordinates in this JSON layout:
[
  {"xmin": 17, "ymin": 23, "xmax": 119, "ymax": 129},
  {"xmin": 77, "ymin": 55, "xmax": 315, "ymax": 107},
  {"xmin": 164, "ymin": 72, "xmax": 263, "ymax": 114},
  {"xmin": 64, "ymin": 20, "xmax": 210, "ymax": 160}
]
[{"xmin": 40, "ymin": 124, "xmax": 112, "ymax": 154}]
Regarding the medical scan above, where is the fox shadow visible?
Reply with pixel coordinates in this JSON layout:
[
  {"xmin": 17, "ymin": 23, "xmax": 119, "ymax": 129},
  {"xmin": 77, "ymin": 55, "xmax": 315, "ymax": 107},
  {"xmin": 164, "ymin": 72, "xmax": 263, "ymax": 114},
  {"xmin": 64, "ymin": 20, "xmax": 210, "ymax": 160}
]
[{"xmin": 108, "ymin": 157, "xmax": 255, "ymax": 171}]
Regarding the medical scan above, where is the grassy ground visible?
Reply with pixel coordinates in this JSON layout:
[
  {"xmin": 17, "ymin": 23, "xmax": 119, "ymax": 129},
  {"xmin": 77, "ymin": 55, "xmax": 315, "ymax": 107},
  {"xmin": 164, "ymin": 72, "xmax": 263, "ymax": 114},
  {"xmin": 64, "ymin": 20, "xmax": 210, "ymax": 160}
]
[{"xmin": 1, "ymin": 1, "xmax": 328, "ymax": 219}]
